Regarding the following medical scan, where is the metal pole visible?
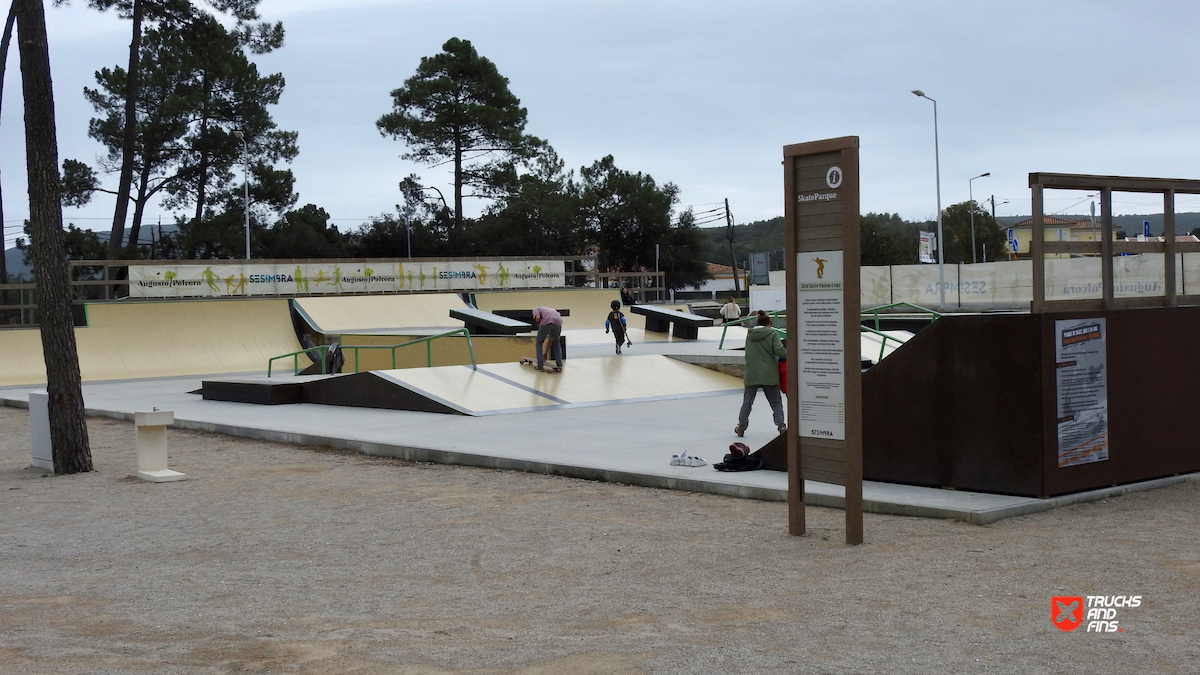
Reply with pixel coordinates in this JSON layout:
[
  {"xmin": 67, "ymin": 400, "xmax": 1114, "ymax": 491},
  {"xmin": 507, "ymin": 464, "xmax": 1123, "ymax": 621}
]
[
  {"xmin": 233, "ymin": 130, "xmax": 250, "ymax": 259},
  {"xmin": 725, "ymin": 198, "xmax": 740, "ymax": 295},
  {"xmin": 244, "ymin": 144, "xmax": 249, "ymax": 259},
  {"xmin": 969, "ymin": 173, "xmax": 989, "ymax": 264},
  {"xmin": 912, "ymin": 91, "xmax": 944, "ymax": 309},
  {"xmin": 932, "ymin": 99, "xmax": 944, "ymax": 309}
]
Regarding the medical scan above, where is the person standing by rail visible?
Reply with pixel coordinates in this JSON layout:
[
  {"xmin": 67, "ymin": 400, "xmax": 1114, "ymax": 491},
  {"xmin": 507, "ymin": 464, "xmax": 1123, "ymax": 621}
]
[{"xmin": 734, "ymin": 310, "xmax": 787, "ymax": 437}]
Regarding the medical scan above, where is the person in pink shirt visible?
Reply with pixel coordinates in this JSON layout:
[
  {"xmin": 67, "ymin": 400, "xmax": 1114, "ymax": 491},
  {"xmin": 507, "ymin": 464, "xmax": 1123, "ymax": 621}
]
[{"xmin": 531, "ymin": 307, "xmax": 564, "ymax": 371}]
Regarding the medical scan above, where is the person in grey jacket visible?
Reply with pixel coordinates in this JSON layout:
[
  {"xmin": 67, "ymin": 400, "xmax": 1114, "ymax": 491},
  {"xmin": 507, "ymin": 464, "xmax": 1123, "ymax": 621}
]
[{"xmin": 735, "ymin": 310, "xmax": 786, "ymax": 437}]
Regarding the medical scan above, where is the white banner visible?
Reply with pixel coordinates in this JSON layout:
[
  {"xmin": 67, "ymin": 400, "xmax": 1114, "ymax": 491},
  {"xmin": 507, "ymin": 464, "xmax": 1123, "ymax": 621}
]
[
  {"xmin": 860, "ymin": 254, "xmax": 1200, "ymax": 310},
  {"xmin": 129, "ymin": 260, "xmax": 568, "ymax": 298}
]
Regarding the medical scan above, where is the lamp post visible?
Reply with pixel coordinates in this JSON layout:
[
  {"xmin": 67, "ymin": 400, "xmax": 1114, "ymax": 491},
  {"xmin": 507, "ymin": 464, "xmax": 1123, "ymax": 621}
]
[
  {"xmin": 232, "ymin": 130, "xmax": 249, "ymax": 259},
  {"xmin": 969, "ymin": 172, "xmax": 990, "ymax": 263},
  {"xmin": 912, "ymin": 90, "xmax": 944, "ymax": 309}
]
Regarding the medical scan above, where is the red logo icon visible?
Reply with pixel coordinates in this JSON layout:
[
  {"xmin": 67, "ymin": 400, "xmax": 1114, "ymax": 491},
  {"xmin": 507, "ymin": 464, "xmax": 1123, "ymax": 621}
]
[{"xmin": 1052, "ymin": 596, "xmax": 1084, "ymax": 631}]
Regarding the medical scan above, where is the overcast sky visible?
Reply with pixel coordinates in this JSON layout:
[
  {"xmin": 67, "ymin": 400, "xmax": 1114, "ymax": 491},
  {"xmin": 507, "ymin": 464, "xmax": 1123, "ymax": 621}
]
[{"xmin": 4, "ymin": 0, "xmax": 1200, "ymax": 249}]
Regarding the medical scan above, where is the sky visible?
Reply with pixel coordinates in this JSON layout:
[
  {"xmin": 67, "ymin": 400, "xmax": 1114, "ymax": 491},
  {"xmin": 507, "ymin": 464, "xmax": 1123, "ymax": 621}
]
[{"xmin": 5, "ymin": 0, "xmax": 1200, "ymax": 250}]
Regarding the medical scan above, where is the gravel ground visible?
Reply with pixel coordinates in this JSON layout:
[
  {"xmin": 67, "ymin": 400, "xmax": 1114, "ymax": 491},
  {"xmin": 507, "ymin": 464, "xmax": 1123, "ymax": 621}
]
[{"xmin": 1, "ymin": 406, "xmax": 1197, "ymax": 674}]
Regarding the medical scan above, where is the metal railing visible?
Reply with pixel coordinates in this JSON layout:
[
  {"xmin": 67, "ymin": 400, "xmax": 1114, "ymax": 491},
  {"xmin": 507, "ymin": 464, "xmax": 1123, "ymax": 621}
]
[
  {"xmin": 267, "ymin": 346, "xmax": 330, "ymax": 377},
  {"xmin": 718, "ymin": 310, "xmax": 785, "ymax": 350},
  {"xmin": 341, "ymin": 329, "xmax": 476, "ymax": 373},
  {"xmin": 860, "ymin": 325, "xmax": 908, "ymax": 364},
  {"xmin": 267, "ymin": 328, "xmax": 477, "ymax": 377},
  {"xmin": 717, "ymin": 302, "xmax": 935, "ymax": 364},
  {"xmin": 861, "ymin": 301, "xmax": 941, "ymax": 331}
]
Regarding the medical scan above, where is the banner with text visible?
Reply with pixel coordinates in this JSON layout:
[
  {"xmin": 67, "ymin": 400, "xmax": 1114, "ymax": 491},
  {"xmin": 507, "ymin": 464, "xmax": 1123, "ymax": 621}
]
[{"xmin": 129, "ymin": 260, "xmax": 567, "ymax": 298}]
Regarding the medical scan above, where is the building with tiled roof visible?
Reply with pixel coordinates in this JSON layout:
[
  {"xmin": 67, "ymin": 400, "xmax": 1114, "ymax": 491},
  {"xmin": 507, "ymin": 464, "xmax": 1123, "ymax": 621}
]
[{"xmin": 1007, "ymin": 216, "xmax": 1113, "ymax": 258}]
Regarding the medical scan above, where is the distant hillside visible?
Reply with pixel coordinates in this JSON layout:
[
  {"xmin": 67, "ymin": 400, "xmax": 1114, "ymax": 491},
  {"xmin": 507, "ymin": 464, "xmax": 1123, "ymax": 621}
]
[
  {"xmin": 4, "ymin": 246, "xmax": 30, "ymax": 281},
  {"xmin": 3, "ymin": 222, "xmax": 180, "ymax": 281},
  {"xmin": 996, "ymin": 213, "xmax": 1200, "ymax": 236}
]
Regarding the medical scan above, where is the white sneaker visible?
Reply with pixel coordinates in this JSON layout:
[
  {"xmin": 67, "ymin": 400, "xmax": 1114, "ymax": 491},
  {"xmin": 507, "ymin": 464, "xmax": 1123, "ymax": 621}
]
[
  {"xmin": 669, "ymin": 454, "xmax": 684, "ymax": 466},
  {"xmin": 686, "ymin": 455, "xmax": 707, "ymax": 467}
]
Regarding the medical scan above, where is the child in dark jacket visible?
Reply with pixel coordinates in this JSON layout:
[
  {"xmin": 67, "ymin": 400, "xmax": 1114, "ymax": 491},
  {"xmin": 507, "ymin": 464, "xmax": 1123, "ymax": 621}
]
[{"xmin": 605, "ymin": 300, "xmax": 632, "ymax": 355}]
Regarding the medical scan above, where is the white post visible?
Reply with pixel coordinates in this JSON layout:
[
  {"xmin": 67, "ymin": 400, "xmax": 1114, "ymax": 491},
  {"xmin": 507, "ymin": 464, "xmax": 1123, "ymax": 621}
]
[{"xmin": 135, "ymin": 410, "xmax": 186, "ymax": 482}]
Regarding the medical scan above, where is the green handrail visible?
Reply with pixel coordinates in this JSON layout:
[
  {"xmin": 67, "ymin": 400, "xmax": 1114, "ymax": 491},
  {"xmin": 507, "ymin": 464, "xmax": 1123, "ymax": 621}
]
[
  {"xmin": 861, "ymin": 302, "xmax": 941, "ymax": 332},
  {"xmin": 860, "ymin": 324, "xmax": 909, "ymax": 364},
  {"xmin": 267, "ymin": 345, "xmax": 328, "ymax": 377},
  {"xmin": 341, "ymin": 328, "xmax": 477, "ymax": 373},
  {"xmin": 267, "ymin": 329, "xmax": 477, "ymax": 377},
  {"xmin": 718, "ymin": 310, "xmax": 786, "ymax": 350},
  {"xmin": 715, "ymin": 303, "xmax": 926, "ymax": 362}
]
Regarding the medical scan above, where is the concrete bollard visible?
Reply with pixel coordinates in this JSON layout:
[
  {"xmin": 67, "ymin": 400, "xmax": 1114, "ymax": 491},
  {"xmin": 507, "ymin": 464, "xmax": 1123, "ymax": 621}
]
[
  {"xmin": 29, "ymin": 390, "xmax": 53, "ymax": 472},
  {"xmin": 135, "ymin": 410, "xmax": 186, "ymax": 483}
]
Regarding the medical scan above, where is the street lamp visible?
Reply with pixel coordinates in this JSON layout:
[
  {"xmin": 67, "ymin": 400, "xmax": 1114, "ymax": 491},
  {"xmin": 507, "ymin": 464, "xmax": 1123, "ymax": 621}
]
[
  {"xmin": 912, "ymin": 90, "xmax": 945, "ymax": 309},
  {"xmin": 969, "ymin": 172, "xmax": 990, "ymax": 263},
  {"xmin": 232, "ymin": 129, "xmax": 249, "ymax": 259}
]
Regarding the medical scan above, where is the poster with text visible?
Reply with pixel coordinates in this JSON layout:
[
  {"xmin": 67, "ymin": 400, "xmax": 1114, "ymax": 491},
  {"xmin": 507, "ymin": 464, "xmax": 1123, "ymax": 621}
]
[
  {"xmin": 797, "ymin": 250, "xmax": 845, "ymax": 440},
  {"xmin": 1055, "ymin": 317, "xmax": 1109, "ymax": 467}
]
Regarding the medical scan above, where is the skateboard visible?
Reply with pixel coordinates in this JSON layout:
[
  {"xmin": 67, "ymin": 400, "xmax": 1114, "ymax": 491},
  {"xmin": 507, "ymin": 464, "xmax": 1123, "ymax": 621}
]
[{"xmin": 520, "ymin": 357, "xmax": 562, "ymax": 373}]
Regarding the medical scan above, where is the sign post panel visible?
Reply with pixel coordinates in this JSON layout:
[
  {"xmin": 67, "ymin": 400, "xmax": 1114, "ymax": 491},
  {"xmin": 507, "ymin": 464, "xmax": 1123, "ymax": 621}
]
[{"xmin": 784, "ymin": 136, "xmax": 863, "ymax": 545}]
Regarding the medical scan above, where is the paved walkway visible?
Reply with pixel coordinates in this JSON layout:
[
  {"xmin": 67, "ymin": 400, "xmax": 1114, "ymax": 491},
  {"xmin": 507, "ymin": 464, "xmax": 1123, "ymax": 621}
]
[{"xmin": 3, "ymin": 335, "xmax": 1192, "ymax": 524}]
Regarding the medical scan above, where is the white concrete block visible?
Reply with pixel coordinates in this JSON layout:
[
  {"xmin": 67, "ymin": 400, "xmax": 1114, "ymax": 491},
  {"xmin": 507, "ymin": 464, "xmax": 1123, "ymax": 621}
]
[
  {"xmin": 134, "ymin": 410, "xmax": 174, "ymax": 427},
  {"xmin": 135, "ymin": 409, "xmax": 184, "ymax": 482},
  {"xmin": 29, "ymin": 390, "xmax": 53, "ymax": 471},
  {"xmin": 136, "ymin": 469, "xmax": 187, "ymax": 483}
]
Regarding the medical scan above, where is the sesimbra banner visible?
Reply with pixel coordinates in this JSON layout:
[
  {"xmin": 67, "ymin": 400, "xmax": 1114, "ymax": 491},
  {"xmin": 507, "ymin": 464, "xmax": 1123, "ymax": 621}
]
[{"xmin": 129, "ymin": 260, "xmax": 567, "ymax": 298}]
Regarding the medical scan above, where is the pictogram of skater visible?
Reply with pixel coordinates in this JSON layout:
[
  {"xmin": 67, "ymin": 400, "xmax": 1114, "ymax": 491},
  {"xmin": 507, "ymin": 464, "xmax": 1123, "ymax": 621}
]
[{"xmin": 812, "ymin": 257, "xmax": 828, "ymax": 279}]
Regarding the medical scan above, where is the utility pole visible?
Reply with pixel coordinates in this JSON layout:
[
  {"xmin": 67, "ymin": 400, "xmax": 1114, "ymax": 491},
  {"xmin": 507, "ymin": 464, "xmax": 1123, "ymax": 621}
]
[{"xmin": 725, "ymin": 198, "xmax": 740, "ymax": 295}]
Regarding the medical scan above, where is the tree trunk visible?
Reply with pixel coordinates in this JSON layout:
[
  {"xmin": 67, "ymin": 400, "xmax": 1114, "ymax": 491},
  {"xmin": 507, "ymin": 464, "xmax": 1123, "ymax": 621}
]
[
  {"xmin": 192, "ymin": 78, "xmax": 211, "ymax": 222},
  {"xmin": 124, "ymin": 160, "xmax": 152, "ymax": 258},
  {"xmin": 16, "ymin": 0, "xmax": 92, "ymax": 473},
  {"xmin": 106, "ymin": 0, "xmax": 143, "ymax": 260},
  {"xmin": 0, "ymin": 2, "xmax": 16, "ymax": 290}
]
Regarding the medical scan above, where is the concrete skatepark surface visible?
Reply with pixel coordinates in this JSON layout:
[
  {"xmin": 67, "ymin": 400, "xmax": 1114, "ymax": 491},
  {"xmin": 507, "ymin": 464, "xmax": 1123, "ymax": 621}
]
[
  {"xmin": 2, "ymin": 406, "xmax": 1197, "ymax": 674},
  {"xmin": 3, "ymin": 293, "xmax": 1198, "ymax": 672}
]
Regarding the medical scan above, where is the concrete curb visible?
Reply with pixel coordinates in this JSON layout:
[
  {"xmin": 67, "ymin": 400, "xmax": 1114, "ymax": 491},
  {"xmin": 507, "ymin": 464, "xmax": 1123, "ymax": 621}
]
[{"xmin": 4, "ymin": 397, "xmax": 1195, "ymax": 524}]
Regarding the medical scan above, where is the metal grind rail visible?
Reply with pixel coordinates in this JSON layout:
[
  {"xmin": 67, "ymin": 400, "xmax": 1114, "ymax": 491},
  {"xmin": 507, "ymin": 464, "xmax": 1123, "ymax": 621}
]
[{"xmin": 268, "ymin": 329, "xmax": 477, "ymax": 376}]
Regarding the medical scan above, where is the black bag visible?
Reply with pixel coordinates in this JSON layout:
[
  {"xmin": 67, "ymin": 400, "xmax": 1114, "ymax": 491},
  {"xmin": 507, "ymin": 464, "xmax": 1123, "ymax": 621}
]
[{"xmin": 714, "ymin": 442, "xmax": 763, "ymax": 472}]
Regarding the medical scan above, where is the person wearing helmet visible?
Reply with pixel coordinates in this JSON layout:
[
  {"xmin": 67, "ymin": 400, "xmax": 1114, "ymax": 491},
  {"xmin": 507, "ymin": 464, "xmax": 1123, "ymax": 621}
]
[{"xmin": 604, "ymin": 299, "xmax": 633, "ymax": 355}]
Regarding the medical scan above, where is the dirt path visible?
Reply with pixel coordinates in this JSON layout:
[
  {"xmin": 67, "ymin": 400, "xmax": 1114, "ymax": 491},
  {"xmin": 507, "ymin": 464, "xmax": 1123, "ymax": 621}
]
[{"xmin": 1, "ymin": 406, "xmax": 1196, "ymax": 674}]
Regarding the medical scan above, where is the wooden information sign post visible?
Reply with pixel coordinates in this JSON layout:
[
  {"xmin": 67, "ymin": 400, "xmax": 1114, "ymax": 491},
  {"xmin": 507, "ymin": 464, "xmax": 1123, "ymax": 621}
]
[{"xmin": 783, "ymin": 137, "xmax": 864, "ymax": 545}]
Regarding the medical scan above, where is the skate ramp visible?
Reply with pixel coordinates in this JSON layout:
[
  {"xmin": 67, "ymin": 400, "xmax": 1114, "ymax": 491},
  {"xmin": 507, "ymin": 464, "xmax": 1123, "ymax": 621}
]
[
  {"xmin": 372, "ymin": 354, "xmax": 743, "ymax": 415},
  {"xmin": 473, "ymin": 289, "xmax": 623, "ymax": 329},
  {"xmin": 203, "ymin": 355, "xmax": 744, "ymax": 416},
  {"xmin": 293, "ymin": 293, "xmax": 469, "ymax": 334},
  {"xmin": 0, "ymin": 299, "xmax": 302, "ymax": 387}
]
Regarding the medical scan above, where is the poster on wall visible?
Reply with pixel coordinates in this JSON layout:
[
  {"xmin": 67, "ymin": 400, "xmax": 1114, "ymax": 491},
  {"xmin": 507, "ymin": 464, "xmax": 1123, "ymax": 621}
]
[
  {"xmin": 1054, "ymin": 317, "xmax": 1109, "ymax": 467},
  {"xmin": 797, "ymin": 250, "xmax": 845, "ymax": 440}
]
